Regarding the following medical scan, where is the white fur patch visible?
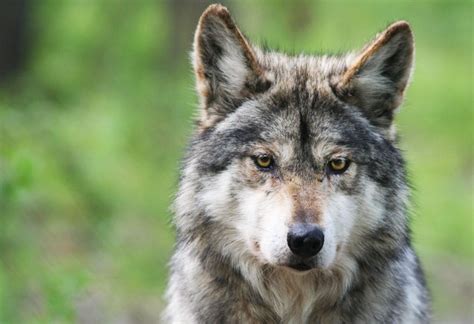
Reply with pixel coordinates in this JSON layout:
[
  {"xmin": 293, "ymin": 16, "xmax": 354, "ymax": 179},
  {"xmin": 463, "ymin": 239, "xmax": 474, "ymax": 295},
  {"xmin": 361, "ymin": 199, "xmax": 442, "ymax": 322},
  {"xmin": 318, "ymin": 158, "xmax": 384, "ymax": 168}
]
[
  {"xmin": 217, "ymin": 39, "xmax": 249, "ymax": 94},
  {"xmin": 236, "ymin": 186, "xmax": 293, "ymax": 264}
]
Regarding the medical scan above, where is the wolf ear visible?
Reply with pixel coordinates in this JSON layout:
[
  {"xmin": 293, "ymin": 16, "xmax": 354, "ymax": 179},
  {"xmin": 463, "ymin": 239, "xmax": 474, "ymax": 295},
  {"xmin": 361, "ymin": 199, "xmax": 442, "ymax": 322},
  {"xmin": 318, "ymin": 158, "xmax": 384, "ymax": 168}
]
[
  {"xmin": 334, "ymin": 21, "xmax": 414, "ymax": 130},
  {"xmin": 192, "ymin": 4, "xmax": 270, "ymax": 129}
]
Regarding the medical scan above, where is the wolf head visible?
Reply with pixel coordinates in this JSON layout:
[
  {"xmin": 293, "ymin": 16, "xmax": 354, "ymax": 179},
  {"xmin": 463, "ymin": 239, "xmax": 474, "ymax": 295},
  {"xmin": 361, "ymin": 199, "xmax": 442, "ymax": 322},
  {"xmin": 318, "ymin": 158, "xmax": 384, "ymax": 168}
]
[{"xmin": 176, "ymin": 4, "xmax": 414, "ymax": 273}]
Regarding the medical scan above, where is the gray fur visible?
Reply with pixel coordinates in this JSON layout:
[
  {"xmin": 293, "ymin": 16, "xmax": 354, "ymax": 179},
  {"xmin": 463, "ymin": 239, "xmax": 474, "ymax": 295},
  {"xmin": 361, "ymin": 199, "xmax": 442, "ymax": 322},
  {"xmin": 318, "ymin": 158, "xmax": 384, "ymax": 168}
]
[{"xmin": 163, "ymin": 4, "xmax": 431, "ymax": 323}]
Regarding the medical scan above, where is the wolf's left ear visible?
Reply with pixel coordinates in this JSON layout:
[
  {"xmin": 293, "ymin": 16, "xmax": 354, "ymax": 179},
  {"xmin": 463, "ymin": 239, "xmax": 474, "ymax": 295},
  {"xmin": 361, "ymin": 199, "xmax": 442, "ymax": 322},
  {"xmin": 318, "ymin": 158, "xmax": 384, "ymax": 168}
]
[
  {"xmin": 334, "ymin": 21, "xmax": 414, "ymax": 130},
  {"xmin": 192, "ymin": 4, "xmax": 270, "ymax": 129}
]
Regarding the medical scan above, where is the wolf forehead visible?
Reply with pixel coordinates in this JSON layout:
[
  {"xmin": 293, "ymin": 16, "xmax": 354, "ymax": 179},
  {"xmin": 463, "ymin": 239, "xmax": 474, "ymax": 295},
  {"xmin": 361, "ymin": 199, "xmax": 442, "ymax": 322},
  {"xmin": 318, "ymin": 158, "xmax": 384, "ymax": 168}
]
[
  {"xmin": 194, "ymin": 58, "xmax": 380, "ymax": 155},
  {"xmin": 257, "ymin": 50, "xmax": 351, "ymax": 91}
]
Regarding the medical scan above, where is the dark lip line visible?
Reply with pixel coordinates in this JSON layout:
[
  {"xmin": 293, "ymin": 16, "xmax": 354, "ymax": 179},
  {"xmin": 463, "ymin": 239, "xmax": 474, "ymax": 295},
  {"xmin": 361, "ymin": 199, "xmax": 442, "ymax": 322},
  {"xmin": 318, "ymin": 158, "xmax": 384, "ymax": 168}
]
[{"xmin": 283, "ymin": 263, "xmax": 313, "ymax": 272}]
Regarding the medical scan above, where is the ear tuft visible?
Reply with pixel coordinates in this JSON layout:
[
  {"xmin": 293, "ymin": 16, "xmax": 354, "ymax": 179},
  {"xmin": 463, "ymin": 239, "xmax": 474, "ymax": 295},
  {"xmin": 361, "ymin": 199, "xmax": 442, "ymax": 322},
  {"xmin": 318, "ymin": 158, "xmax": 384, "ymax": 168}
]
[
  {"xmin": 334, "ymin": 21, "xmax": 414, "ymax": 130},
  {"xmin": 193, "ymin": 4, "xmax": 270, "ymax": 129}
]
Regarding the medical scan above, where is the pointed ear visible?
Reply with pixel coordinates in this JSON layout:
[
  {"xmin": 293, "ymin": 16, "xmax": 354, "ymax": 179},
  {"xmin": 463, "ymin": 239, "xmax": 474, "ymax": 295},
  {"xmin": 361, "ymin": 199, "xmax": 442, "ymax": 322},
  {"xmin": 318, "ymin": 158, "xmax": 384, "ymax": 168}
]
[
  {"xmin": 192, "ymin": 4, "xmax": 271, "ymax": 129},
  {"xmin": 334, "ymin": 21, "xmax": 414, "ymax": 130}
]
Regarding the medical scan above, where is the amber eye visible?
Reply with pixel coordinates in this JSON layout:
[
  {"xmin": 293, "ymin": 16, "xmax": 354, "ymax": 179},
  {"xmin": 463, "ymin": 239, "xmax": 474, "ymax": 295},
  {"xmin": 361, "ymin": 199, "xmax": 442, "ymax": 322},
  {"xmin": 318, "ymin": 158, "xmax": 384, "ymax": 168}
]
[
  {"xmin": 254, "ymin": 154, "xmax": 273, "ymax": 170},
  {"xmin": 328, "ymin": 158, "xmax": 350, "ymax": 174}
]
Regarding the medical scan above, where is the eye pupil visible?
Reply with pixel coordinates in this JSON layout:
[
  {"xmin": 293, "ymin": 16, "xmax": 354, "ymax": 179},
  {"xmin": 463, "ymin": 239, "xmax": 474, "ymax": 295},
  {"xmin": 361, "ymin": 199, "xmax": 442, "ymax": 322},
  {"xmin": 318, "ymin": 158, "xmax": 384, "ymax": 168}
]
[{"xmin": 333, "ymin": 159, "xmax": 343, "ymax": 168}]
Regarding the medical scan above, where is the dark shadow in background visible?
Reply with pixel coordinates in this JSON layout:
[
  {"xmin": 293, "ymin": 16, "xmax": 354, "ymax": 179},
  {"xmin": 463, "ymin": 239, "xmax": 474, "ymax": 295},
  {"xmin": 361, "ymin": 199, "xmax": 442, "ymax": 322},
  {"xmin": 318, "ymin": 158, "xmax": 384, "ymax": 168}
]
[{"xmin": 0, "ymin": 0, "xmax": 30, "ymax": 83}]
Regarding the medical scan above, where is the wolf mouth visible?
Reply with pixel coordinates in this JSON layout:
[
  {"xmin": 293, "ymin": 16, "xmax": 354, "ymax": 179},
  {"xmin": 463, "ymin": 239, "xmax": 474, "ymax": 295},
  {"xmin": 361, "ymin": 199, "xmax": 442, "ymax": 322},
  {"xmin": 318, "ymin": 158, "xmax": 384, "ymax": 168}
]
[{"xmin": 284, "ymin": 262, "xmax": 313, "ymax": 272}]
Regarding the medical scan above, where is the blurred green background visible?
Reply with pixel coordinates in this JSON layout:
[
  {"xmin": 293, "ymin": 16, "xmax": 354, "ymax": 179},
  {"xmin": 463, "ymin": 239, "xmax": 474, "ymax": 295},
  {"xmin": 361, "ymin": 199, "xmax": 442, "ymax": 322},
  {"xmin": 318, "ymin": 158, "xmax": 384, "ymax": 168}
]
[{"xmin": 0, "ymin": 0, "xmax": 472, "ymax": 323}]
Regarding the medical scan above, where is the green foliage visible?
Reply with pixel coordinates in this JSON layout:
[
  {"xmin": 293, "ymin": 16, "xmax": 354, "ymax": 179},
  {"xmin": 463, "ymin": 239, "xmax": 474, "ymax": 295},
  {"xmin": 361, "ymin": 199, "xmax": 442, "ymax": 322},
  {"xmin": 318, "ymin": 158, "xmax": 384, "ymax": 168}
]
[{"xmin": 0, "ymin": 0, "xmax": 471, "ymax": 322}]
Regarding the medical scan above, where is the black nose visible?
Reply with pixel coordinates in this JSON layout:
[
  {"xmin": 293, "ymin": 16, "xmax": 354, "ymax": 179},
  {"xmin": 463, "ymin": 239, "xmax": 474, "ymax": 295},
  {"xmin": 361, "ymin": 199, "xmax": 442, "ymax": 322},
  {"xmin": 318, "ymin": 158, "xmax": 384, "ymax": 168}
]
[{"xmin": 287, "ymin": 224, "xmax": 324, "ymax": 258}]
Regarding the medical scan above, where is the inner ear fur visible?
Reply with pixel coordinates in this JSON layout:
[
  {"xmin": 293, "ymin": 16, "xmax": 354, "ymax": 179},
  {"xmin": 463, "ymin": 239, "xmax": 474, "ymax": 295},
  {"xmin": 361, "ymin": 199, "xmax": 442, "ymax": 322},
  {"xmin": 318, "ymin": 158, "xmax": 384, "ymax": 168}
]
[
  {"xmin": 334, "ymin": 21, "xmax": 414, "ymax": 130},
  {"xmin": 193, "ymin": 4, "xmax": 270, "ymax": 129}
]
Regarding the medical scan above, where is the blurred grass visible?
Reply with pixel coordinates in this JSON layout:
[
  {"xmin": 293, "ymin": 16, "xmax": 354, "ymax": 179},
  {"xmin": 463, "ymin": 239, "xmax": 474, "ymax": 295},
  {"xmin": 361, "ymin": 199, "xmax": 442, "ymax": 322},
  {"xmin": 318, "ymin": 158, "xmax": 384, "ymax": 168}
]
[{"xmin": 0, "ymin": 0, "xmax": 472, "ymax": 322}]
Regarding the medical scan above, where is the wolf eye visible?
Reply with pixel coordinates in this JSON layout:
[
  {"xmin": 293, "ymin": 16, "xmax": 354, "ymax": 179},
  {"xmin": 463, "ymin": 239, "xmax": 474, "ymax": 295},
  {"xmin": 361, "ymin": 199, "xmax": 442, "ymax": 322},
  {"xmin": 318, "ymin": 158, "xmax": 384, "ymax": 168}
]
[
  {"xmin": 328, "ymin": 158, "xmax": 350, "ymax": 174},
  {"xmin": 254, "ymin": 154, "xmax": 273, "ymax": 170}
]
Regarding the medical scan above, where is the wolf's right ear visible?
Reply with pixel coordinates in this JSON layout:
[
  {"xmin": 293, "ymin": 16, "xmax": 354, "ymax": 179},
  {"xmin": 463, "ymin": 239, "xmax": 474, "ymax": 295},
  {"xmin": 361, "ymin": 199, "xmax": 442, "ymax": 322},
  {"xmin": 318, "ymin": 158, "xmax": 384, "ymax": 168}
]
[{"xmin": 192, "ymin": 4, "xmax": 271, "ymax": 129}]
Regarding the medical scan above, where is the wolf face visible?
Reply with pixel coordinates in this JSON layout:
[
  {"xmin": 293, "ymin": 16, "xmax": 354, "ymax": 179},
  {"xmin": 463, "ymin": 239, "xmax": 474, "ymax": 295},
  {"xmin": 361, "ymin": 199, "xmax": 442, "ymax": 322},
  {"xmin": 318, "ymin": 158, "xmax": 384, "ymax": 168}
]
[{"xmin": 177, "ymin": 5, "xmax": 413, "ymax": 273}]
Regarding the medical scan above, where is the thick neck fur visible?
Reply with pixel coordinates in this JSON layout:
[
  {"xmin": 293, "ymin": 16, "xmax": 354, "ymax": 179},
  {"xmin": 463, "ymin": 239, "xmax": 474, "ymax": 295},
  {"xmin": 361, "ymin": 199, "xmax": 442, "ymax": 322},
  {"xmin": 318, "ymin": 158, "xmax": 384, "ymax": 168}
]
[{"xmin": 239, "ymin": 254, "xmax": 358, "ymax": 322}]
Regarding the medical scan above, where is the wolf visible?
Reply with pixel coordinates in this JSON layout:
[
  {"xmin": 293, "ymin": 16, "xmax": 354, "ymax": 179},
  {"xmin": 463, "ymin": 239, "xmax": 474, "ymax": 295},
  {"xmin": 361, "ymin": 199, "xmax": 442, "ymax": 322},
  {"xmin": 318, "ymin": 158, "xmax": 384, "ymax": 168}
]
[{"xmin": 163, "ymin": 4, "xmax": 431, "ymax": 323}]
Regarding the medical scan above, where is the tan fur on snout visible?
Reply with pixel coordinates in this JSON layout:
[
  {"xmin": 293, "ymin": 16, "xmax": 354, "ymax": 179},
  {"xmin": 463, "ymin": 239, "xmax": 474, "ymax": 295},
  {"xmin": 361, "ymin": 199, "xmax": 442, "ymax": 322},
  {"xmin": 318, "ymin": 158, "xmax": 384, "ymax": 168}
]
[{"xmin": 284, "ymin": 177, "xmax": 325, "ymax": 225}]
